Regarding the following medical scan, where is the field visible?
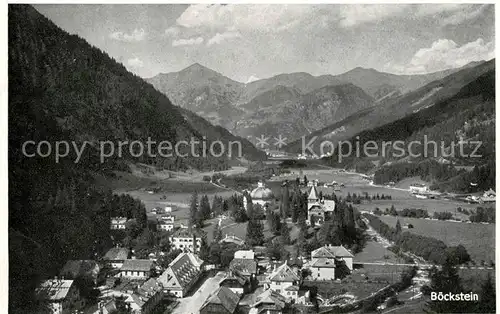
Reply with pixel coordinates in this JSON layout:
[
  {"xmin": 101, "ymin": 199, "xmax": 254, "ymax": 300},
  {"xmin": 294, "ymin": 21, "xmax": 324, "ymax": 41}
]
[
  {"xmin": 378, "ymin": 215, "xmax": 495, "ymax": 263},
  {"xmin": 354, "ymin": 240, "xmax": 399, "ymax": 264}
]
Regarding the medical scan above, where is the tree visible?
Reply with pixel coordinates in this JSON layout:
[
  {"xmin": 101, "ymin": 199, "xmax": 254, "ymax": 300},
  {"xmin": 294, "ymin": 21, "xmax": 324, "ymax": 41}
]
[
  {"xmin": 189, "ymin": 191, "xmax": 199, "ymax": 228},
  {"xmin": 246, "ymin": 219, "xmax": 264, "ymax": 246},
  {"xmin": 477, "ymin": 274, "xmax": 495, "ymax": 313},
  {"xmin": 303, "ymin": 175, "xmax": 308, "ymax": 187},
  {"xmin": 395, "ymin": 219, "xmax": 402, "ymax": 235},
  {"xmin": 426, "ymin": 257, "xmax": 467, "ymax": 313},
  {"xmin": 209, "ymin": 243, "xmax": 222, "ymax": 266},
  {"xmin": 200, "ymin": 195, "xmax": 211, "ymax": 220},
  {"xmin": 445, "ymin": 244, "xmax": 471, "ymax": 265},
  {"xmin": 281, "ymin": 221, "xmax": 291, "ymax": 245},
  {"xmin": 199, "ymin": 237, "xmax": 210, "ymax": 262},
  {"xmin": 212, "ymin": 196, "xmax": 223, "ymax": 216},
  {"xmin": 157, "ymin": 249, "xmax": 182, "ymax": 269},
  {"xmin": 281, "ymin": 182, "xmax": 290, "ymax": 217},
  {"xmin": 297, "ymin": 229, "xmax": 307, "ymax": 257},
  {"xmin": 212, "ymin": 222, "xmax": 223, "ymax": 243}
]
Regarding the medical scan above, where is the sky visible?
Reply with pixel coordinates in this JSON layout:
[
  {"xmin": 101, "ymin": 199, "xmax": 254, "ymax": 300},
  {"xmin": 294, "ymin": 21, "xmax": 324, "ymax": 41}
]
[{"xmin": 34, "ymin": 4, "xmax": 495, "ymax": 82}]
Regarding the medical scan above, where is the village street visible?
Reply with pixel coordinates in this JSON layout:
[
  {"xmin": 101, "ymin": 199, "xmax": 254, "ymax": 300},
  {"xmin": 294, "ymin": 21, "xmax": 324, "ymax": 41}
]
[{"xmin": 170, "ymin": 271, "xmax": 226, "ymax": 314}]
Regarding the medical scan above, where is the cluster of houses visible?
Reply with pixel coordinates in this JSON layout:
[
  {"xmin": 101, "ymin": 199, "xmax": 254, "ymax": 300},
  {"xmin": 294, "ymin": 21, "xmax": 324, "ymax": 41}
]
[
  {"xmin": 466, "ymin": 188, "xmax": 496, "ymax": 203},
  {"xmin": 34, "ymin": 223, "xmax": 355, "ymax": 314},
  {"xmin": 35, "ymin": 185, "xmax": 356, "ymax": 314}
]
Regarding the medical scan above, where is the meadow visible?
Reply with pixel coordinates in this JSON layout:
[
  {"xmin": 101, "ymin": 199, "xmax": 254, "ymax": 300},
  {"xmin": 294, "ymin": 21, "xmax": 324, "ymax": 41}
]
[{"xmin": 378, "ymin": 215, "xmax": 495, "ymax": 263}]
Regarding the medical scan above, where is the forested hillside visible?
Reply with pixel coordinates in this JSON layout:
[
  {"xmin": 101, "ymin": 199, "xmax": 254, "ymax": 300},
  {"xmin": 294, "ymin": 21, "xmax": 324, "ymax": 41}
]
[
  {"xmin": 8, "ymin": 5, "xmax": 260, "ymax": 312},
  {"xmin": 324, "ymin": 68, "xmax": 495, "ymax": 192}
]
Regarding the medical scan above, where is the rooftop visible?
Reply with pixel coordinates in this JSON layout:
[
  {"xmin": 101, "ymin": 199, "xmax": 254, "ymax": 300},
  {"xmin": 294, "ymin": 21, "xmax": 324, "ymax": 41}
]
[
  {"xmin": 35, "ymin": 279, "xmax": 74, "ymax": 301},
  {"xmin": 171, "ymin": 228, "xmax": 205, "ymax": 238},
  {"xmin": 253, "ymin": 289, "xmax": 287, "ymax": 309},
  {"xmin": 312, "ymin": 245, "xmax": 354, "ymax": 258},
  {"xmin": 103, "ymin": 247, "xmax": 129, "ymax": 261},
  {"xmin": 159, "ymin": 253, "xmax": 203, "ymax": 289},
  {"xmin": 268, "ymin": 262, "xmax": 300, "ymax": 282},
  {"xmin": 230, "ymin": 258, "xmax": 258, "ymax": 276},
  {"xmin": 121, "ymin": 259, "xmax": 154, "ymax": 272},
  {"xmin": 201, "ymin": 287, "xmax": 240, "ymax": 314}
]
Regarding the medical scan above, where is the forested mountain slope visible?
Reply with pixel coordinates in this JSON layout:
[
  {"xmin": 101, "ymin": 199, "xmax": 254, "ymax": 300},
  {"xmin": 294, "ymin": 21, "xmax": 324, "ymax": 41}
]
[{"xmin": 8, "ymin": 4, "xmax": 261, "ymax": 312}]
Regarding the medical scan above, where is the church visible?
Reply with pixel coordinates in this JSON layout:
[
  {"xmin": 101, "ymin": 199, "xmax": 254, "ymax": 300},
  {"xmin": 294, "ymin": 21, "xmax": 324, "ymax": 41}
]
[
  {"xmin": 243, "ymin": 181, "xmax": 274, "ymax": 211},
  {"xmin": 307, "ymin": 182, "xmax": 335, "ymax": 226}
]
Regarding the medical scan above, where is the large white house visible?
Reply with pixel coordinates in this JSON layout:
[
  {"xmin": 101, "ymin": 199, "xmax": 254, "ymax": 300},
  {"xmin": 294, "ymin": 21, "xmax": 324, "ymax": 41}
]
[
  {"xmin": 158, "ymin": 253, "xmax": 203, "ymax": 298},
  {"xmin": 306, "ymin": 245, "xmax": 354, "ymax": 280},
  {"xmin": 170, "ymin": 228, "xmax": 204, "ymax": 252}
]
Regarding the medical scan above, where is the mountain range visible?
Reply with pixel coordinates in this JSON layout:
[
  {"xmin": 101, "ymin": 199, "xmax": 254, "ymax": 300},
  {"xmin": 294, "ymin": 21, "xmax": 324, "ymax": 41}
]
[
  {"xmin": 284, "ymin": 59, "xmax": 495, "ymax": 155},
  {"xmin": 147, "ymin": 61, "xmax": 485, "ymax": 143}
]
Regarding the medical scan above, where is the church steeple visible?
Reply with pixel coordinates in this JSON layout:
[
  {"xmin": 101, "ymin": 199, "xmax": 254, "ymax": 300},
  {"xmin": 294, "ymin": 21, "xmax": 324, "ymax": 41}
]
[{"xmin": 308, "ymin": 184, "xmax": 319, "ymax": 202}]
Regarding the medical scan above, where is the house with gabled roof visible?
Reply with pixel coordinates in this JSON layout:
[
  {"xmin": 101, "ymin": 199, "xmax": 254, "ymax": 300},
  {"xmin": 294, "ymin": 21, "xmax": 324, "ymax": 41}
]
[
  {"xmin": 127, "ymin": 278, "xmax": 164, "ymax": 314},
  {"xmin": 103, "ymin": 247, "xmax": 130, "ymax": 269},
  {"xmin": 158, "ymin": 252, "xmax": 203, "ymax": 298},
  {"xmin": 311, "ymin": 244, "xmax": 354, "ymax": 270},
  {"xmin": 266, "ymin": 261, "xmax": 300, "ymax": 301},
  {"xmin": 120, "ymin": 259, "xmax": 154, "ymax": 279},
  {"xmin": 229, "ymin": 258, "xmax": 258, "ymax": 279},
  {"xmin": 250, "ymin": 289, "xmax": 290, "ymax": 314},
  {"xmin": 200, "ymin": 286, "xmax": 241, "ymax": 314},
  {"xmin": 219, "ymin": 270, "xmax": 251, "ymax": 295},
  {"xmin": 35, "ymin": 278, "xmax": 83, "ymax": 314}
]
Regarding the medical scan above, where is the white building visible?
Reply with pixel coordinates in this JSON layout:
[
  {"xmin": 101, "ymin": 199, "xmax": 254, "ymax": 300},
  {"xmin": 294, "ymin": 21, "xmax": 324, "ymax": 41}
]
[
  {"xmin": 234, "ymin": 250, "xmax": 255, "ymax": 260},
  {"xmin": 158, "ymin": 215, "xmax": 175, "ymax": 232},
  {"xmin": 409, "ymin": 183, "xmax": 428, "ymax": 194},
  {"xmin": 158, "ymin": 253, "xmax": 203, "ymax": 298},
  {"xmin": 170, "ymin": 228, "xmax": 204, "ymax": 252},
  {"xmin": 310, "ymin": 245, "xmax": 354, "ymax": 273},
  {"xmin": 119, "ymin": 259, "xmax": 154, "ymax": 279},
  {"xmin": 266, "ymin": 261, "xmax": 301, "ymax": 302},
  {"xmin": 110, "ymin": 217, "xmax": 127, "ymax": 230}
]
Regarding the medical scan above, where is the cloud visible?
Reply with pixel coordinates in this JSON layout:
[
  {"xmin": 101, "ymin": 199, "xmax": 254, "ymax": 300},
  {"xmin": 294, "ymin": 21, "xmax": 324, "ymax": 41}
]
[
  {"xmin": 175, "ymin": 4, "xmax": 490, "ymax": 33},
  {"xmin": 172, "ymin": 36, "xmax": 204, "ymax": 47},
  {"xmin": 338, "ymin": 5, "xmax": 408, "ymax": 27},
  {"xmin": 207, "ymin": 30, "xmax": 242, "ymax": 46},
  {"xmin": 110, "ymin": 28, "xmax": 147, "ymax": 42},
  {"xmin": 176, "ymin": 4, "xmax": 313, "ymax": 32},
  {"xmin": 384, "ymin": 38, "xmax": 494, "ymax": 74},
  {"xmin": 165, "ymin": 26, "xmax": 180, "ymax": 37},
  {"xmin": 127, "ymin": 57, "xmax": 144, "ymax": 68}
]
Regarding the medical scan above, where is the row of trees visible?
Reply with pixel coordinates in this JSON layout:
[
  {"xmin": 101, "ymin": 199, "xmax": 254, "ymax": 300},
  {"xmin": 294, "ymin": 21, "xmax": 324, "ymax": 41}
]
[{"xmin": 373, "ymin": 206, "xmax": 430, "ymax": 219}]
